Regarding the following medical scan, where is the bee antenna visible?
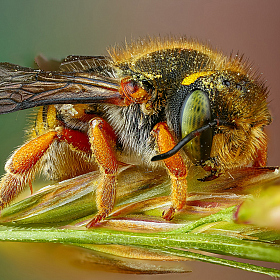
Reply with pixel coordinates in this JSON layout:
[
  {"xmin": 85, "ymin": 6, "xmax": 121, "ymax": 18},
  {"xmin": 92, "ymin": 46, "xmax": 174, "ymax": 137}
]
[{"xmin": 151, "ymin": 119, "xmax": 231, "ymax": 162}]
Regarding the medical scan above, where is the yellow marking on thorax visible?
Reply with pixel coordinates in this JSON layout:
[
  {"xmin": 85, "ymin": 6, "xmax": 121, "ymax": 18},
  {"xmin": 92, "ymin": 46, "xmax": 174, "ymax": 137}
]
[{"xmin": 182, "ymin": 71, "xmax": 214, "ymax": 86}]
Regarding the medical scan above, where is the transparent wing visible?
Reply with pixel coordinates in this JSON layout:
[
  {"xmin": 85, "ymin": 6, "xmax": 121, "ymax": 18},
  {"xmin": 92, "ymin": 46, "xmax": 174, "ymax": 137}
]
[
  {"xmin": 0, "ymin": 56, "xmax": 122, "ymax": 114},
  {"xmin": 59, "ymin": 55, "xmax": 115, "ymax": 77}
]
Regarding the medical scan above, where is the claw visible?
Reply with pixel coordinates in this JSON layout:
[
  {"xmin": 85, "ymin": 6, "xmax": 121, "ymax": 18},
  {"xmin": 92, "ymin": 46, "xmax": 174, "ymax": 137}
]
[
  {"xmin": 86, "ymin": 212, "xmax": 108, "ymax": 228},
  {"xmin": 162, "ymin": 207, "xmax": 175, "ymax": 221}
]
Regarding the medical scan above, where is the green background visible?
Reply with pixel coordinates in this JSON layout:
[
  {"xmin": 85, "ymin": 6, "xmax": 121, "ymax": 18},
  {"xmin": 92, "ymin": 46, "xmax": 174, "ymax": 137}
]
[{"xmin": 0, "ymin": 1, "xmax": 279, "ymax": 279}]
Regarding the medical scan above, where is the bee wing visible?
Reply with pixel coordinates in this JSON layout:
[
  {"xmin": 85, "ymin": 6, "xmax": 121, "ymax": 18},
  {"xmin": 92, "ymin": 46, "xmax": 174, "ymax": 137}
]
[
  {"xmin": 0, "ymin": 56, "xmax": 122, "ymax": 114},
  {"xmin": 59, "ymin": 55, "xmax": 114, "ymax": 75}
]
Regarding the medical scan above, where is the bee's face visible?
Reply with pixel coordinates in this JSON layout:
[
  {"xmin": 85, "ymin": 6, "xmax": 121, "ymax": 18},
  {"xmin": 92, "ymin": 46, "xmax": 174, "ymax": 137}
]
[{"xmin": 202, "ymin": 71, "xmax": 271, "ymax": 169}]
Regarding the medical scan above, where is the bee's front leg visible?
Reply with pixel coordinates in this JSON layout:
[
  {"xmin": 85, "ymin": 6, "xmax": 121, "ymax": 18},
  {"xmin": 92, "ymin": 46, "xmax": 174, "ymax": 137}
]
[
  {"xmin": 86, "ymin": 117, "xmax": 118, "ymax": 228},
  {"xmin": 252, "ymin": 136, "xmax": 268, "ymax": 167},
  {"xmin": 152, "ymin": 122, "xmax": 188, "ymax": 221}
]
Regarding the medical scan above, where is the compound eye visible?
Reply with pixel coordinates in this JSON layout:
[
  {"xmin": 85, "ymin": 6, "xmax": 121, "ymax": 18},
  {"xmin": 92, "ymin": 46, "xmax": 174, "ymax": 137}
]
[
  {"xmin": 120, "ymin": 78, "xmax": 150, "ymax": 103},
  {"xmin": 180, "ymin": 90, "xmax": 213, "ymax": 163}
]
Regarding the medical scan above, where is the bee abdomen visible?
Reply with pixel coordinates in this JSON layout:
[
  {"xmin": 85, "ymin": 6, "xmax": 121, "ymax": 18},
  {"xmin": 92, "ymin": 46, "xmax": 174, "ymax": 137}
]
[{"xmin": 34, "ymin": 105, "xmax": 58, "ymax": 136}]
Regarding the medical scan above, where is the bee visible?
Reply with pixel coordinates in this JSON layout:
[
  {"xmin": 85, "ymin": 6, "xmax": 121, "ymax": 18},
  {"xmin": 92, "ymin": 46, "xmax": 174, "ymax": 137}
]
[{"xmin": 0, "ymin": 37, "xmax": 271, "ymax": 227}]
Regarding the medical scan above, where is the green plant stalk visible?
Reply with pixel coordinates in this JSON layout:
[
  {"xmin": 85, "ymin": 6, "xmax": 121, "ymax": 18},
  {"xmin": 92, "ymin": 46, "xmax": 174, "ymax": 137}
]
[{"xmin": 0, "ymin": 226, "xmax": 279, "ymax": 263}]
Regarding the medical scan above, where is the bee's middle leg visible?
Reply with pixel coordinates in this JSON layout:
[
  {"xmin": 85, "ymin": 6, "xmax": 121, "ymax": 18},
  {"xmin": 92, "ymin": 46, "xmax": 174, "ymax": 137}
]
[
  {"xmin": 152, "ymin": 122, "xmax": 188, "ymax": 221},
  {"xmin": 86, "ymin": 117, "xmax": 118, "ymax": 228}
]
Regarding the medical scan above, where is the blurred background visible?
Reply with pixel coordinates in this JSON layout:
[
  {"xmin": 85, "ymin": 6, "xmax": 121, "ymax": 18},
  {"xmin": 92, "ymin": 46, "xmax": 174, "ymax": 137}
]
[{"xmin": 0, "ymin": 0, "xmax": 279, "ymax": 279}]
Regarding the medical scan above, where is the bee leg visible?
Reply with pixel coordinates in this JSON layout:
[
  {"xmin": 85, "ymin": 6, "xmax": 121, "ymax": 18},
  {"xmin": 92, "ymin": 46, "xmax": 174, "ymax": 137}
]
[
  {"xmin": 86, "ymin": 117, "xmax": 118, "ymax": 228},
  {"xmin": 252, "ymin": 138, "xmax": 268, "ymax": 167},
  {"xmin": 152, "ymin": 122, "xmax": 188, "ymax": 221},
  {"xmin": 0, "ymin": 131, "xmax": 58, "ymax": 209}
]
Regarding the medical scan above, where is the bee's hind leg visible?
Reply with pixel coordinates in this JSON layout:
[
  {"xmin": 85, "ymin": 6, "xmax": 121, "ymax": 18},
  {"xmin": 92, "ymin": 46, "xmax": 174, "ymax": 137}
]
[
  {"xmin": 0, "ymin": 131, "xmax": 58, "ymax": 209},
  {"xmin": 86, "ymin": 117, "xmax": 118, "ymax": 228}
]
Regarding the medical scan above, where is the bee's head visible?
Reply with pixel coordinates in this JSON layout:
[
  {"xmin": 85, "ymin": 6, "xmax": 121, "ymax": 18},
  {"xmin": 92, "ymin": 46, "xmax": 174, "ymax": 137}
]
[{"xmin": 153, "ymin": 70, "xmax": 271, "ymax": 170}]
